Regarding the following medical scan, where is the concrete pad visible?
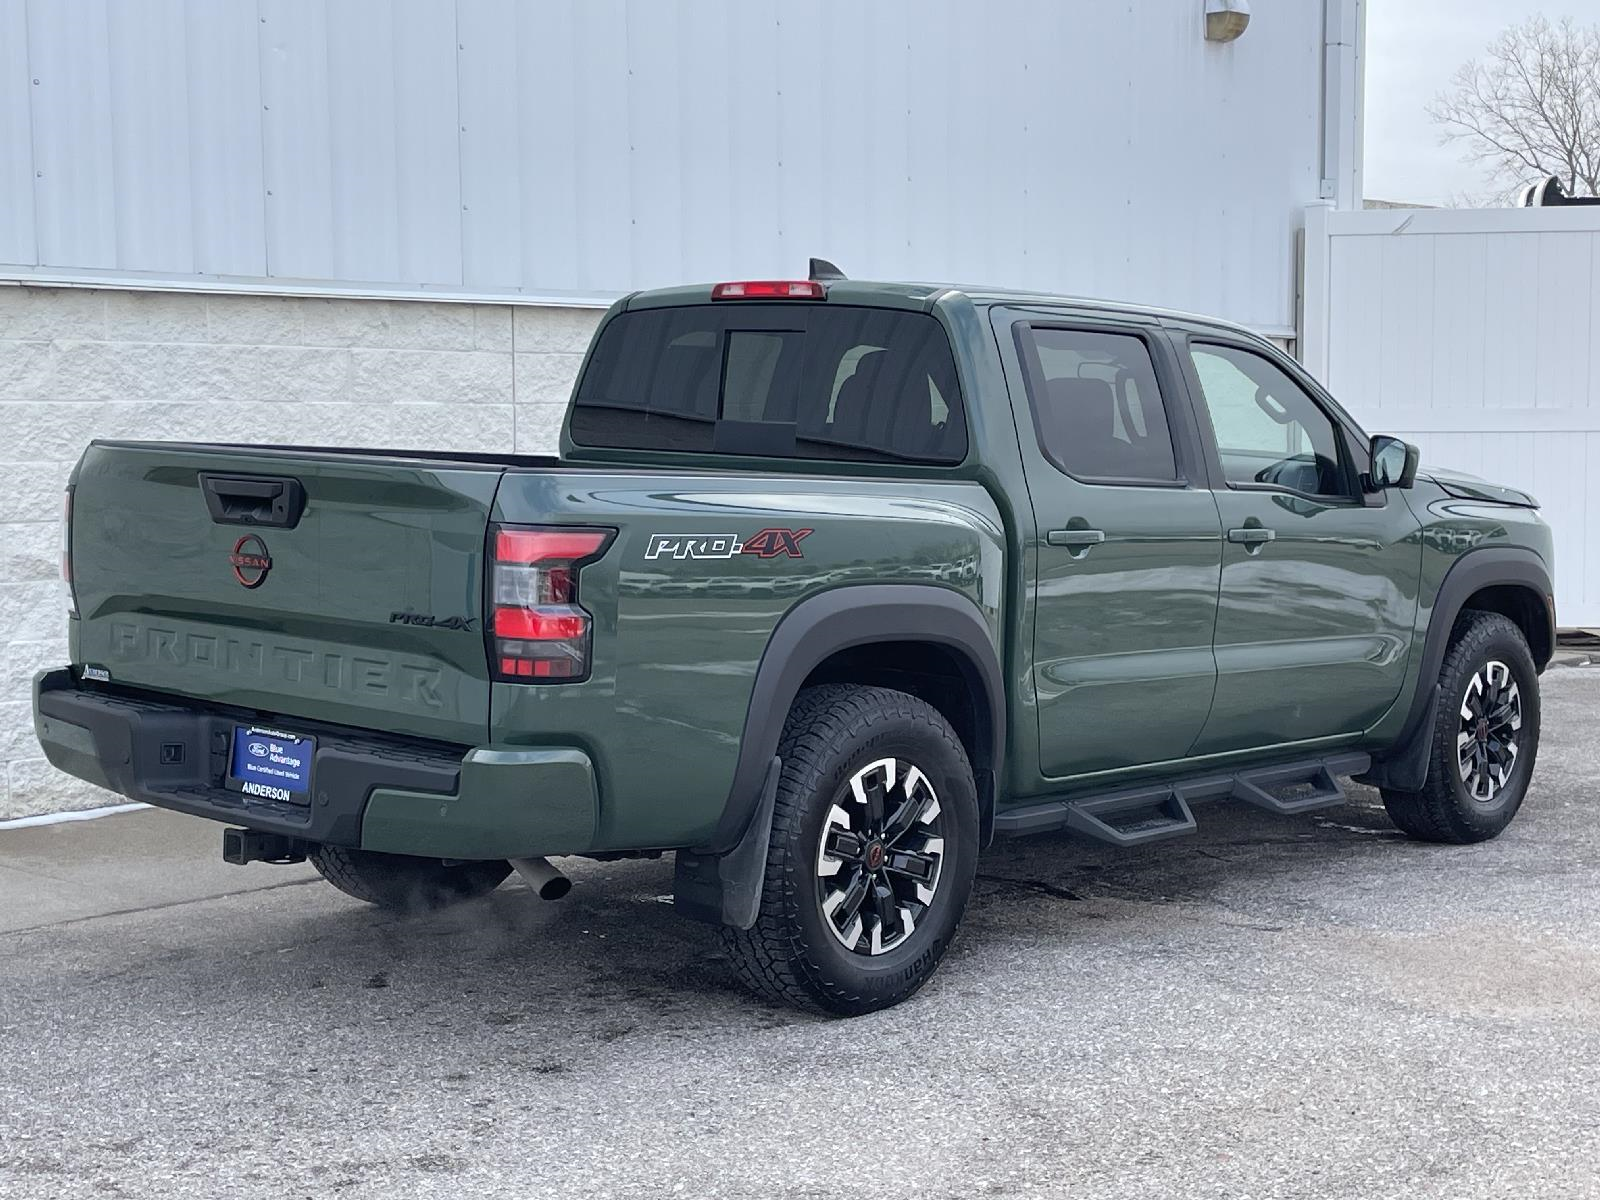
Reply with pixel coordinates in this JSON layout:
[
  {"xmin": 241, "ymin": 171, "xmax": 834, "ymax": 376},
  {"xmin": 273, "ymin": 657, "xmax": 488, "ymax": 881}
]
[
  {"xmin": 2, "ymin": 669, "xmax": 1599, "ymax": 1198},
  {"xmin": 0, "ymin": 805, "xmax": 314, "ymax": 933}
]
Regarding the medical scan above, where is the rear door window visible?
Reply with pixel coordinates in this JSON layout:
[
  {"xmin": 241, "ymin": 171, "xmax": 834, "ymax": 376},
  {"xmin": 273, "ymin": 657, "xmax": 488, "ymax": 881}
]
[
  {"xmin": 1016, "ymin": 327, "xmax": 1180, "ymax": 483},
  {"xmin": 571, "ymin": 305, "xmax": 967, "ymax": 464}
]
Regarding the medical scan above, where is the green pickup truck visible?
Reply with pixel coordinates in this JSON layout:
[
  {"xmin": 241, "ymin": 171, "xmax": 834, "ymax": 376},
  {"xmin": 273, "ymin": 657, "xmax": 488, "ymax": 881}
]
[{"xmin": 35, "ymin": 270, "xmax": 1554, "ymax": 1015}]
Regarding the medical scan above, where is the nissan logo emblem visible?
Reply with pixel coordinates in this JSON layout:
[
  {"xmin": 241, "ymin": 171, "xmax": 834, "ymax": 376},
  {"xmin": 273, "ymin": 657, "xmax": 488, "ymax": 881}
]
[{"xmin": 229, "ymin": 534, "xmax": 272, "ymax": 588}]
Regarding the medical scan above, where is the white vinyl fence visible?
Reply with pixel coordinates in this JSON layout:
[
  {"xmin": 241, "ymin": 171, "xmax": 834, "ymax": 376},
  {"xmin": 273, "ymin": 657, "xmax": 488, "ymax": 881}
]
[{"xmin": 1301, "ymin": 203, "xmax": 1600, "ymax": 627}]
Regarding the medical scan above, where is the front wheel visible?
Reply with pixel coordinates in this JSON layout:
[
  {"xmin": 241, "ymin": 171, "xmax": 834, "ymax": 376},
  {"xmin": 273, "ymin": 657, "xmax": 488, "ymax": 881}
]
[
  {"xmin": 721, "ymin": 684, "xmax": 980, "ymax": 1016},
  {"xmin": 1381, "ymin": 610, "xmax": 1540, "ymax": 844}
]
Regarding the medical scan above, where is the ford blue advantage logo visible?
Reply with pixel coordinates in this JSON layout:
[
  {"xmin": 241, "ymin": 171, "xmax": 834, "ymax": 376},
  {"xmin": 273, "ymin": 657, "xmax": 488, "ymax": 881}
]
[{"xmin": 247, "ymin": 741, "xmax": 269, "ymax": 758}]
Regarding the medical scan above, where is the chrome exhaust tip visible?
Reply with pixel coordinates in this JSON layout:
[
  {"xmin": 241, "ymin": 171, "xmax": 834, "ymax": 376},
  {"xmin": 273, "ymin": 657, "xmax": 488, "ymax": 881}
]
[{"xmin": 509, "ymin": 856, "xmax": 572, "ymax": 901}]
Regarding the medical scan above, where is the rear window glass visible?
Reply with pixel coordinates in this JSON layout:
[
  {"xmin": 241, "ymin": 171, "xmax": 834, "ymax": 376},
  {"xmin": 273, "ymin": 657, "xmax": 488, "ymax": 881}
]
[{"xmin": 570, "ymin": 305, "xmax": 967, "ymax": 464}]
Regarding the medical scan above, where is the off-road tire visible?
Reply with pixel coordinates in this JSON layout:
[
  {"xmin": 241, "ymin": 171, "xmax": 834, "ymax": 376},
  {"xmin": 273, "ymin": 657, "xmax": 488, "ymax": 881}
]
[
  {"xmin": 721, "ymin": 684, "xmax": 979, "ymax": 1016},
  {"xmin": 309, "ymin": 845, "xmax": 512, "ymax": 912},
  {"xmin": 1381, "ymin": 610, "xmax": 1540, "ymax": 844}
]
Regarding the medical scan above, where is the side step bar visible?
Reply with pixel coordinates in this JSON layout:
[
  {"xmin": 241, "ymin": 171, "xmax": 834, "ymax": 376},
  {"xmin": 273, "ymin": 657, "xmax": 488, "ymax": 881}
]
[
  {"xmin": 1233, "ymin": 758, "xmax": 1354, "ymax": 815},
  {"xmin": 1062, "ymin": 786, "xmax": 1197, "ymax": 847},
  {"xmin": 995, "ymin": 752, "xmax": 1370, "ymax": 847}
]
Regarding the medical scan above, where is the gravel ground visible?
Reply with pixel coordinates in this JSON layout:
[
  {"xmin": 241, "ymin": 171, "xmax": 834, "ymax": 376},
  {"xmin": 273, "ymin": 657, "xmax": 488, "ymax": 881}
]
[{"xmin": 3, "ymin": 668, "xmax": 1600, "ymax": 1199}]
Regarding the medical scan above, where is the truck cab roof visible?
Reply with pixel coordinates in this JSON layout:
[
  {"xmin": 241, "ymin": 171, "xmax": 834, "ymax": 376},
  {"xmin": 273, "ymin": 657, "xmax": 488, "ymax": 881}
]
[{"xmin": 622, "ymin": 277, "xmax": 1278, "ymax": 347}]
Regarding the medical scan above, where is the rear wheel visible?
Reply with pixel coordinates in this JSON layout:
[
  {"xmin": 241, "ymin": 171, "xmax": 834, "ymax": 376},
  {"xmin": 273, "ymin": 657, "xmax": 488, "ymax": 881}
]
[
  {"xmin": 1381, "ymin": 611, "xmax": 1540, "ymax": 844},
  {"xmin": 309, "ymin": 845, "xmax": 511, "ymax": 912},
  {"xmin": 721, "ymin": 684, "xmax": 979, "ymax": 1016}
]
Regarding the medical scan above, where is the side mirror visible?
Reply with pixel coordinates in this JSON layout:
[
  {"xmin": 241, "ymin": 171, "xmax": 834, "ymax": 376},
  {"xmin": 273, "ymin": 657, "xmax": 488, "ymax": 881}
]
[{"xmin": 1368, "ymin": 435, "xmax": 1420, "ymax": 490}]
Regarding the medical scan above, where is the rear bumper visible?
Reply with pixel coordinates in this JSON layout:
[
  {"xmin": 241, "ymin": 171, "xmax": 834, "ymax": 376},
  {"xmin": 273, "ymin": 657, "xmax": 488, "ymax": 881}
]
[{"xmin": 32, "ymin": 669, "xmax": 598, "ymax": 860}]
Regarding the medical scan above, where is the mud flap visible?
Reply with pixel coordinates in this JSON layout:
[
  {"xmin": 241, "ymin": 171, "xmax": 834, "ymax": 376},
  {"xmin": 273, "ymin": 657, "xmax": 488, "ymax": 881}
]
[
  {"xmin": 1355, "ymin": 685, "xmax": 1441, "ymax": 793},
  {"xmin": 672, "ymin": 756, "xmax": 781, "ymax": 929}
]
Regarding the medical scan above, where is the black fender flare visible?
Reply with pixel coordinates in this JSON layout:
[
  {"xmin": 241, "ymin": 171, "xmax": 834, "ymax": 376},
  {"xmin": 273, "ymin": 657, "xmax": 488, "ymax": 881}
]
[
  {"xmin": 673, "ymin": 584, "xmax": 1006, "ymax": 928},
  {"xmin": 1359, "ymin": 546, "xmax": 1554, "ymax": 791}
]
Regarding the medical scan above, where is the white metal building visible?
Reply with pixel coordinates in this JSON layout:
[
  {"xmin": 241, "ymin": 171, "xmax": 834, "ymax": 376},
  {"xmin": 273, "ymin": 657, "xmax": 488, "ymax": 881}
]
[
  {"xmin": 3, "ymin": 0, "xmax": 1365, "ymax": 321},
  {"xmin": 0, "ymin": 0, "xmax": 1366, "ymax": 816}
]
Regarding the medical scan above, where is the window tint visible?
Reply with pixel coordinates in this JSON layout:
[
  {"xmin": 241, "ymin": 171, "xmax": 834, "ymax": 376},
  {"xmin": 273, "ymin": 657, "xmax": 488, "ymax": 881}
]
[
  {"xmin": 571, "ymin": 305, "xmax": 966, "ymax": 464},
  {"xmin": 1022, "ymin": 328, "xmax": 1179, "ymax": 481},
  {"xmin": 1188, "ymin": 344, "xmax": 1348, "ymax": 498}
]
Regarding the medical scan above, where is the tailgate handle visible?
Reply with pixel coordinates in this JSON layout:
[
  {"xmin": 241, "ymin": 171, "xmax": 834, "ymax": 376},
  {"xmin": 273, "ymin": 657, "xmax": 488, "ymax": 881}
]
[{"xmin": 199, "ymin": 473, "xmax": 306, "ymax": 529}]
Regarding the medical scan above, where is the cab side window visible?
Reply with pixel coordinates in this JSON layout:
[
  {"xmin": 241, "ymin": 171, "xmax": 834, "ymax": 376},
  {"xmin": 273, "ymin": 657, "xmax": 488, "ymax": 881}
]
[
  {"xmin": 1188, "ymin": 343, "xmax": 1350, "ymax": 499},
  {"xmin": 1022, "ymin": 328, "xmax": 1179, "ymax": 482}
]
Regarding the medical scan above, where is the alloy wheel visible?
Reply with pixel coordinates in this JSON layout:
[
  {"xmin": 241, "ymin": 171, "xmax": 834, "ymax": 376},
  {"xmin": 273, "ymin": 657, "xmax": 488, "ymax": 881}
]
[
  {"xmin": 815, "ymin": 757, "xmax": 945, "ymax": 956},
  {"xmin": 1457, "ymin": 659, "xmax": 1522, "ymax": 803}
]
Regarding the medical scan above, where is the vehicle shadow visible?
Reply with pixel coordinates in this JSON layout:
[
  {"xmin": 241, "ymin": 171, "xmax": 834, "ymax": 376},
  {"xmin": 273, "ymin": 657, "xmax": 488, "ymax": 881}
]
[
  {"xmin": 971, "ymin": 782, "xmax": 1405, "ymax": 913},
  {"xmin": 8, "ymin": 782, "xmax": 1507, "ymax": 1097},
  {"xmin": 240, "ymin": 784, "xmax": 1413, "ymax": 1033}
]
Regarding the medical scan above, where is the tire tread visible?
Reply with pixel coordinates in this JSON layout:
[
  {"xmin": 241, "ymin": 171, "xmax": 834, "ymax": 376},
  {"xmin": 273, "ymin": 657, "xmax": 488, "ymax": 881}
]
[
  {"xmin": 720, "ymin": 684, "xmax": 974, "ymax": 1015},
  {"xmin": 309, "ymin": 844, "xmax": 511, "ymax": 911},
  {"xmin": 1381, "ymin": 610, "xmax": 1538, "ymax": 844}
]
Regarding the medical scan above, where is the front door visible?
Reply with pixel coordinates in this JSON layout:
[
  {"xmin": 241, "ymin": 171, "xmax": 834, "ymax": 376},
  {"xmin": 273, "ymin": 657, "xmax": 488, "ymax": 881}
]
[
  {"xmin": 1173, "ymin": 333, "xmax": 1423, "ymax": 755},
  {"xmin": 1002, "ymin": 315, "xmax": 1225, "ymax": 781}
]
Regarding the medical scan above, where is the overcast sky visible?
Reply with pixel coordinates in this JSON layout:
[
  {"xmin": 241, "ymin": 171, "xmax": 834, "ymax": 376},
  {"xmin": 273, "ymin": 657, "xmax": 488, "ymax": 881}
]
[{"xmin": 1364, "ymin": 0, "xmax": 1599, "ymax": 206}]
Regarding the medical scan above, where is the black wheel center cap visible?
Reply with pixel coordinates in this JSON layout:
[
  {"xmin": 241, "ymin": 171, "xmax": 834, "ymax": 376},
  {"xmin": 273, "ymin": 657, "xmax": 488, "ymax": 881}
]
[
  {"xmin": 1476, "ymin": 718, "xmax": 1490, "ymax": 741},
  {"xmin": 864, "ymin": 840, "xmax": 885, "ymax": 870}
]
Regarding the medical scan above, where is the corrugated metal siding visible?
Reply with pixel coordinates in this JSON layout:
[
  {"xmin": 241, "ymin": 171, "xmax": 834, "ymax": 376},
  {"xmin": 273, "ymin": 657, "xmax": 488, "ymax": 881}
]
[
  {"xmin": 0, "ymin": 0, "xmax": 36, "ymax": 266},
  {"xmin": 187, "ymin": 1, "xmax": 268, "ymax": 277},
  {"xmin": 3, "ymin": 0, "xmax": 1328, "ymax": 330},
  {"xmin": 1303, "ymin": 206, "xmax": 1600, "ymax": 626}
]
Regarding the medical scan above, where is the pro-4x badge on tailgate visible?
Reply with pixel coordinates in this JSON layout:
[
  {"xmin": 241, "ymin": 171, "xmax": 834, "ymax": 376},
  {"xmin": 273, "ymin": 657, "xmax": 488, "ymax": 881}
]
[
  {"xmin": 645, "ymin": 528, "xmax": 812, "ymax": 561},
  {"xmin": 390, "ymin": 611, "xmax": 478, "ymax": 631}
]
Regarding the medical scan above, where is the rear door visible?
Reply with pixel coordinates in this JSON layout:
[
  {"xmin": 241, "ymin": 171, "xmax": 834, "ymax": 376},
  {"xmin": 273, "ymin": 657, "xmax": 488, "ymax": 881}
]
[
  {"xmin": 1170, "ymin": 333, "xmax": 1423, "ymax": 754},
  {"xmin": 996, "ymin": 311, "xmax": 1225, "ymax": 782},
  {"xmin": 71, "ymin": 443, "xmax": 502, "ymax": 746}
]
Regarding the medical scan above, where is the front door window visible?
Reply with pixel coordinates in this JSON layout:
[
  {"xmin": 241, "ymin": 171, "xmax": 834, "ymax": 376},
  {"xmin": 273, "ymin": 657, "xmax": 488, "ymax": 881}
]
[{"xmin": 1188, "ymin": 343, "xmax": 1351, "ymax": 500}]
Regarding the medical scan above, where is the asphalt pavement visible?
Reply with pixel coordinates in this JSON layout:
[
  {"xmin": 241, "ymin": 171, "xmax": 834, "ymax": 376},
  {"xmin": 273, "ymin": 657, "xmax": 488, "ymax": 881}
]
[{"xmin": 3, "ymin": 668, "xmax": 1600, "ymax": 1199}]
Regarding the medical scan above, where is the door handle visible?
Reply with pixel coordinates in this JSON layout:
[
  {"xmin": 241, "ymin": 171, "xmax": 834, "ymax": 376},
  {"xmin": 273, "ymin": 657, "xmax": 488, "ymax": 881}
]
[
  {"xmin": 1047, "ymin": 528, "xmax": 1106, "ymax": 548},
  {"xmin": 1227, "ymin": 527, "xmax": 1276, "ymax": 545},
  {"xmin": 1047, "ymin": 528, "xmax": 1105, "ymax": 560}
]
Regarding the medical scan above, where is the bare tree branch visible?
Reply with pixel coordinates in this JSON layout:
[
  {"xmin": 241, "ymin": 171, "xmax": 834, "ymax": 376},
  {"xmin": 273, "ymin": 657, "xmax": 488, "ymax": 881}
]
[{"xmin": 1427, "ymin": 15, "xmax": 1600, "ymax": 200}]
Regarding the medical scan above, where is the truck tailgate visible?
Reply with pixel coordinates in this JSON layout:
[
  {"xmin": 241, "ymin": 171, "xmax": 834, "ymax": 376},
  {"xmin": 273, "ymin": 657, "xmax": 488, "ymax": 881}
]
[{"xmin": 70, "ymin": 442, "xmax": 503, "ymax": 746}]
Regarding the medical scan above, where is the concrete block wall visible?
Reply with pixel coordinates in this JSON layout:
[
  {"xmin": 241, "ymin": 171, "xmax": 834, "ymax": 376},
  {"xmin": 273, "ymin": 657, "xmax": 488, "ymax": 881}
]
[{"xmin": 0, "ymin": 283, "xmax": 602, "ymax": 818}]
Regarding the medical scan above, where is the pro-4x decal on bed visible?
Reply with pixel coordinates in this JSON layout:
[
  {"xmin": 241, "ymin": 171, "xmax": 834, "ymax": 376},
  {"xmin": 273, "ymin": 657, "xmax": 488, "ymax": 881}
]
[{"xmin": 645, "ymin": 528, "xmax": 813, "ymax": 561}]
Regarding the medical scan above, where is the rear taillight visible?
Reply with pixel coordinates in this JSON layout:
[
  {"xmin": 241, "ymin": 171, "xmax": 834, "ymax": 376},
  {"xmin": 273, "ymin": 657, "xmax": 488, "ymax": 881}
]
[
  {"xmin": 62, "ymin": 487, "xmax": 77, "ymax": 616},
  {"xmin": 490, "ymin": 526, "xmax": 613, "ymax": 682}
]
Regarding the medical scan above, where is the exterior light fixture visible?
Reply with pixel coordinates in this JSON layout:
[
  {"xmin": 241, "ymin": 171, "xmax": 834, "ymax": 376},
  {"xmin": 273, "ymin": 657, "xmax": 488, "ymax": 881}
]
[{"xmin": 1205, "ymin": 0, "xmax": 1250, "ymax": 42}]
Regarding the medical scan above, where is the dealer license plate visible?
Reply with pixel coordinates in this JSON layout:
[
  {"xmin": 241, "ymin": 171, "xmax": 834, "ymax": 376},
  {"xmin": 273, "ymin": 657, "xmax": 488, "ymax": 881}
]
[{"xmin": 228, "ymin": 725, "xmax": 315, "ymax": 803}]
